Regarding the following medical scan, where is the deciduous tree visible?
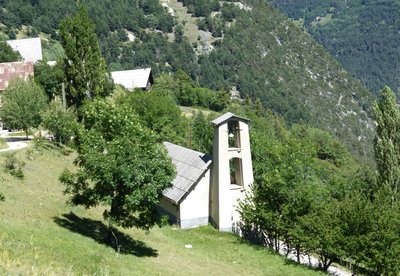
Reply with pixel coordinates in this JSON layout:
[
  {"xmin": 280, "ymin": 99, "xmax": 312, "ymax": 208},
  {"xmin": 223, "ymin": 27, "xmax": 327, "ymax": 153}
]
[
  {"xmin": 0, "ymin": 79, "xmax": 48, "ymax": 137},
  {"xmin": 60, "ymin": 99, "xmax": 175, "ymax": 238}
]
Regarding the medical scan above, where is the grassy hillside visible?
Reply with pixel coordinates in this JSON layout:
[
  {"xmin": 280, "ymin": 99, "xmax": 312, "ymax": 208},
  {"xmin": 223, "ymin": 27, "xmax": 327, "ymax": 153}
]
[
  {"xmin": 0, "ymin": 145, "xmax": 323, "ymax": 275},
  {"xmin": 269, "ymin": 0, "xmax": 400, "ymax": 95}
]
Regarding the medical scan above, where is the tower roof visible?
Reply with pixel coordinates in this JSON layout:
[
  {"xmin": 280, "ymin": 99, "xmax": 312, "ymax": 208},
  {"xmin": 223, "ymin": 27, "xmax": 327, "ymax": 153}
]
[
  {"xmin": 162, "ymin": 142, "xmax": 212, "ymax": 204},
  {"xmin": 211, "ymin": 112, "xmax": 250, "ymax": 127}
]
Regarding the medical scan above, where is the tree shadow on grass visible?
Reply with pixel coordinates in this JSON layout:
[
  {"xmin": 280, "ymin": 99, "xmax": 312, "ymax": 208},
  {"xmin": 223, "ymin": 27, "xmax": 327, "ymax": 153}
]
[{"xmin": 53, "ymin": 212, "xmax": 158, "ymax": 257}]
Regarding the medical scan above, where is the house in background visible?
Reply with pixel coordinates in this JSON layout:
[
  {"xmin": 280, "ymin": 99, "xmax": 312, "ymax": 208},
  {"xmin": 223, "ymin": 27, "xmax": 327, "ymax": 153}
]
[
  {"xmin": 111, "ymin": 68, "xmax": 153, "ymax": 91},
  {"xmin": 6, "ymin": 37, "xmax": 42, "ymax": 63},
  {"xmin": 0, "ymin": 61, "xmax": 34, "ymax": 91},
  {"xmin": 159, "ymin": 112, "xmax": 254, "ymax": 233}
]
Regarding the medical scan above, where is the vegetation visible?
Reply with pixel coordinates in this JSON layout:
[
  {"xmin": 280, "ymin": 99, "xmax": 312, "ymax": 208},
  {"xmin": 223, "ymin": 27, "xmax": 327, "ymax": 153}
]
[
  {"xmin": 59, "ymin": 6, "xmax": 109, "ymax": 108},
  {"xmin": 0, "ymin": 42, "xmax": 21, "ymax": 62},
  {"xmin": 3, "ymin": 152, "xmax": 24, "ymax": 179},
  {"xmin": 0, "ymin": 138, "xmax": 7, "ymax": 150},
  {"xmin": 40, "ymin": 99, "xmax": 78, "ymax": 146},
  {"xmin": 239, "ymin": 85, "xmax": 400, "ymax": 274},
  {"xmin": 196, "ymin": 0, "xmax": 375, "ymax": 160},
  {"xmin": 0, "ymin": 79, "xmax": 48, "ymax": 137},
  {"xmin": 0, "ymin": 0, "xmax": 378, "ymax": 160},
  {"xmin": 269, "ymin": 0, "xmax": 400, "ymax": 95},
  {"xmin": 0, "ymin": 148, "xmax": 323, "ymax": 275},
  {"xmin": 3, "ymin": 2, "xmax": 400, "ymax": 274},
  {"xmin": 60, "ymin": 99, "xmax": 175, "ymax": 240},
  {"xmin": 374, "ymin": 86, "xmax": 400, "ymax": 200},
  {"xmin": 34, "ymin": 61, "xmax": 65, "ymax": 99}
]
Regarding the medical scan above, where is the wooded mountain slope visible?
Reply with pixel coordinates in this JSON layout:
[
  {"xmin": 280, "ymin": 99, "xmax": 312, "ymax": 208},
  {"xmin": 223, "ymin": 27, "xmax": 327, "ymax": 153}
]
[
  {"xmin": 269, "ymin": 0, "xmax": 400, "ymax": 95},
  {"xmin": 197, "ymin": 0, "xmax": 375, "ymax": 158},
  {"xmin": 0, "ymin": 0, "xmax": 376, "ymax": 158}
]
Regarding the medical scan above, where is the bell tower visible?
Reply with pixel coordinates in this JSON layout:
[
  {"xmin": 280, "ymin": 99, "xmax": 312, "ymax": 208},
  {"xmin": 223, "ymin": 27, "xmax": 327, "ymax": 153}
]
[{"xmin": 210, "ymin": 112, "xmax": 254, "ymax": 232}]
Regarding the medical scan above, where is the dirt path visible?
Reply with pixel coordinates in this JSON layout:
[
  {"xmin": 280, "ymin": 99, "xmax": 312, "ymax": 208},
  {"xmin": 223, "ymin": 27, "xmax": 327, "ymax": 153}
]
[
  {"xmin": 0, "ymin": 141, "xmax": 29, "ymax": 153},
  {"xmin": 278, "ymin": 241, "xmax": 351, "ymax": 275}
]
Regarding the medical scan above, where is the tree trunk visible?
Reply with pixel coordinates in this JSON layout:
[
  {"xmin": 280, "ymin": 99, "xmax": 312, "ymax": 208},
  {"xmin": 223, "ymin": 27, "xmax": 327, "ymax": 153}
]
[
  {"xmin": 296, "ymin": 244, "xmax": 300, "ymax": 263},
  {"xmin": 106, "ymin": 223, "xmax": 120, "ymax": 255}
]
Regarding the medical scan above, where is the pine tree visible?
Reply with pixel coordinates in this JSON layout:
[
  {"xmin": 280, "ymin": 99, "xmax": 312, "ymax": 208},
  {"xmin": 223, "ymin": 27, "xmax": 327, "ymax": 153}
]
[
  {"xmin": 59, "ymin": 5, "xmax": 108, "ymax": 108},
  {"xmin": 374, "ymin": 86, "xmax": 400, "ymax": 199}
]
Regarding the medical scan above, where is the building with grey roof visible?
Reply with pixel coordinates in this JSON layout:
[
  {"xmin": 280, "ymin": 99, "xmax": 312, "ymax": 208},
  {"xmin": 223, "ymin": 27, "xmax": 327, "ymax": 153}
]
[
  {"xmin": 111, "ymin": 68, "xmax": 153, "ymax": 91},
  {"xmin": 160, "ymin": 142, "xmax": 212, "ymax": 229},
  {"xmin": 6, "ymin": 37, "xmax": 42, "ymax": 63},
  {"xmin": 159, "ymin": 112, "xmax": 254, "ymax": 232}
]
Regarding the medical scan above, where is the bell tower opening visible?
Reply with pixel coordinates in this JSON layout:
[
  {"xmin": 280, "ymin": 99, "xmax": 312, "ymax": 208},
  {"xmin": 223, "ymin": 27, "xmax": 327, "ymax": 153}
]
[
  {"xmin": 228, "ymin": 120, "xmax": 241, "ymax": 148},
  {"xmin": 230, "ymin": 157, "xmax": 243, "ymax": 187}
]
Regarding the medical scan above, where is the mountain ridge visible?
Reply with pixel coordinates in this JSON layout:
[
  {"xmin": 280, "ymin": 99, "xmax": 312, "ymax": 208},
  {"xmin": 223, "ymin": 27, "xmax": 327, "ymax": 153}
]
[{"xmin": 0, "ymin": 0, "xmax": 376, "ymax": 159}]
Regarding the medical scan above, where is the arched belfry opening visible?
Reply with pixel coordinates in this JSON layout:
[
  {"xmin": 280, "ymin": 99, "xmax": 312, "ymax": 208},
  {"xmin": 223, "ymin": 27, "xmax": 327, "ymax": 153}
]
[
  {"xmin": 228, "ymin": 120, "xmax": 241, "ymax": 148},
  {"xmin": 210, "ymin": 112, "xmax": 254, "ymax": 232}
]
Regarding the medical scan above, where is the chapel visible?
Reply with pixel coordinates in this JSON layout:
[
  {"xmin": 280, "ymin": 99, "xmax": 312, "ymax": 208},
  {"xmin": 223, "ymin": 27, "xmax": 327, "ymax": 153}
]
[{"xmin": 159, "ymin": 112, "xmax": 254, "ymax": 232}]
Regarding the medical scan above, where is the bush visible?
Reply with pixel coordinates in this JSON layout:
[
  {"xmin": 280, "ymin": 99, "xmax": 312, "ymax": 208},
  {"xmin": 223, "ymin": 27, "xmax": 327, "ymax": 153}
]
[
  {"xmin": 4, "ymin": 152, "xmax": 25, "ymax": 179},
  {"xmin": 41, "ymin": 99, "xmax": 78, "ymax": 146}
]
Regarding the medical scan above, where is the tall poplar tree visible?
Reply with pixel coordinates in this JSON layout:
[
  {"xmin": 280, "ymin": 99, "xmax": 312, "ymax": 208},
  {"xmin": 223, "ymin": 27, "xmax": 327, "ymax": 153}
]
[
  {"xmin": 374, "ymin": 86, "xmax": 400, "ymax": 199},
  {"xmin": 59, "ymin": 6, "xmax": 108, "ymax": 108}
]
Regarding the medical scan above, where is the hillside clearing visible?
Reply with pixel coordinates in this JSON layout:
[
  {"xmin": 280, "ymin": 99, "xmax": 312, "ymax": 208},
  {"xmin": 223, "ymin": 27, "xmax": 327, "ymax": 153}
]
[
  {"xmin": 165, "ymin": 0, "xmax": 200, "ymax": 44},
  {"xmin": 0, "ymin": 145, "xmax": 323, "ymax": 275}
]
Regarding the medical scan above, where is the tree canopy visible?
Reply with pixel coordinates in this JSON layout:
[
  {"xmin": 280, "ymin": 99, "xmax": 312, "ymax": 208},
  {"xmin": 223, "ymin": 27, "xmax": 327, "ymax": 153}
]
[
  {"xmin": 60, "ymin": 99, "xmax": 175, "ymax": 231},
  {"xmin": 59, "ymin": 6, "xmax": 108, "ymax": 108},
  {"xmin": 374, "ymin": 86, "xmax": 400, "ymax": 200},
  {"xmin": 0, "ymin": 42, "xmax": 21, "ymax": 62},
  {"xmin": 0, "ymin": 79, "xmax": 48, "ymax": 137}
]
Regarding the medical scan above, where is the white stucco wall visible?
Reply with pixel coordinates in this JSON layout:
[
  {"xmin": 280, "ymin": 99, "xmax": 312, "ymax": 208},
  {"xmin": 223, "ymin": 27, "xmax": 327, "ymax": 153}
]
[
  {"xmin": 180, "ymin": 170, "xmax": 211, "ymax": 228},
  {"xmin": 211, "ymin": 119, "xmax": 254, "ymax": 232},
  {"xmin": 159, "ymin": 197, "xmax": 179, "ymax": 224}
]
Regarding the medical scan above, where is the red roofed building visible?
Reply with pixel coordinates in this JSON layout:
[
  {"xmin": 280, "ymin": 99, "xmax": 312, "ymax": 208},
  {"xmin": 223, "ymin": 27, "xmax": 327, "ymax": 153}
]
[{"xmin": 0, "ymin": 61, "xmax": 34, "ymax": 91}]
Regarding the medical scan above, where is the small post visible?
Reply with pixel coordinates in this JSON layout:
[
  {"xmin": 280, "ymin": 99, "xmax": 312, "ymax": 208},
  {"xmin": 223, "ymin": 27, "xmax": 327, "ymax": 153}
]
[{"xmin": 62, "ymin": 82, "xmax": 66, "ymax": 110}]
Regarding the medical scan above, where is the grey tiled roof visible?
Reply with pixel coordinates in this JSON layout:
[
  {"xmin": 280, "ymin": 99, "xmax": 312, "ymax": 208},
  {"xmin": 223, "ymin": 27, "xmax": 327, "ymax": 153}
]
[
  {"xmin": 211, "ymin": 112, "xmax": 250, "ymax": 127},
  {"xmin": 163, "ymin": 142, "xmax": 212, "ymax": 204}
]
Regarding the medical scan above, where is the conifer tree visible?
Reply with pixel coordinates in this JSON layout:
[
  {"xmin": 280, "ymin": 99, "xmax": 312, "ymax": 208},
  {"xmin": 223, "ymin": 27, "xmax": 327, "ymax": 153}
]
[
  {"xmin": 374, "ymin": 86, "xmax": 400, "ymax": 199},
  {"xmin": 59, "ymin": 6, "xmax": 108, "ymax": 108},
  {"xmin": 0, "ymin": 42, "xmax": 21, "ymax": 62}
]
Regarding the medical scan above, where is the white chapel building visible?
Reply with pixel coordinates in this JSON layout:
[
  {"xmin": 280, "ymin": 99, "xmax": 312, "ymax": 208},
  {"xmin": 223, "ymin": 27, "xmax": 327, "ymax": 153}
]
[{"xmin": 159, "ymin": 112, "xmax": 254, "ymax": 232}]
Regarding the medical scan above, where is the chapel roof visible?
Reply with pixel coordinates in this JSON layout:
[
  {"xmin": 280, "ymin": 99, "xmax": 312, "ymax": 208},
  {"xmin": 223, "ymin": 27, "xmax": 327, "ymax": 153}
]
[{"xmin": 162, "ymin": 142, "xmax": 212, "ymax": 204}]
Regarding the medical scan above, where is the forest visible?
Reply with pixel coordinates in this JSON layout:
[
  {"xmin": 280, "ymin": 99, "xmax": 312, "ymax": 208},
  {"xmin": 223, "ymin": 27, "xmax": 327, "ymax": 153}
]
[
  {"xmin": 1, "ymin": 3, "xmax": 400, "ymax": 274},
  {"xmin": 0, "ymin": 0, "xmax": 378, "ymax": 161},
  {"xmin": 269, "ymin": 0, "xmax": 400, "ymax": 95}
]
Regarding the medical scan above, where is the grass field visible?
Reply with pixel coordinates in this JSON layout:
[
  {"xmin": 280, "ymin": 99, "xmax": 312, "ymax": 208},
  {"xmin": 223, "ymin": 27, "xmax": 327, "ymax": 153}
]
[
  {"xmin": 0, "ymin": 145, "xmax": 324, "ymax": 275},
  {"xmin": 0, "ymin": 138, "xmax": 7, "ymax": 150}
]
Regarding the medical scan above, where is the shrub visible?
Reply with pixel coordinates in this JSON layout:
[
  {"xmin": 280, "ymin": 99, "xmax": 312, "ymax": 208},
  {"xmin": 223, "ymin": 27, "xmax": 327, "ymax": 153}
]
[{"xmin": 4, "ymin": 152, "xmax": 25, "ymax": 179}]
